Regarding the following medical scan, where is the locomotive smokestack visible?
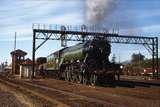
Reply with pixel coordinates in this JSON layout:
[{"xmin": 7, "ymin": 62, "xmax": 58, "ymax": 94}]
[{"xmin": 85, "ymin": 0, "xmax": 116, "ymax": 25}]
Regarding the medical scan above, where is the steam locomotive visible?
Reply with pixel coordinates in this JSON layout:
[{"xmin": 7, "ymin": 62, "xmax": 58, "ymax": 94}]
[{"xmin": 37, "ymin": 37, "xmax": 121, "ymax": 85}]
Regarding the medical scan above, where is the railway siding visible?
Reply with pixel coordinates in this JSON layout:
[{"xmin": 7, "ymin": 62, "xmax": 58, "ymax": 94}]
[
  {"xmin": 0, "ymin": 78, "xmax": 67, "ymax": 107},
  {"xmin": 25, "ymin": 78, "xmax": 160, "ymax": 107},
  {"xmin": 0, "ymin": 76, "xmax": 124, "ymax": 107},
  {"xmin": 0, "ymin": 74, "xmax": 159, "ymax": 107}
]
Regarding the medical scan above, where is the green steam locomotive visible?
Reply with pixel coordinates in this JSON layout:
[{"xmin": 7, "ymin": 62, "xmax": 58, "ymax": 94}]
[{"xmin": 41, "ymin": 38, "xmax": 120, "ymax": 85}]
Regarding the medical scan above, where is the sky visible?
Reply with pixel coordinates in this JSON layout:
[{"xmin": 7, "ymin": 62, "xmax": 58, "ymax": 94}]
[{"xmin": 0, "ymin": 0, "xmax": 160, "ymax": 64}]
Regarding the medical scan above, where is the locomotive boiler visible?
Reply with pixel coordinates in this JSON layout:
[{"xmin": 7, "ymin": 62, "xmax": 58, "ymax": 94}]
[{"xmin": 43, "ymin": 38, "xmax": 119, "ymax": 85}]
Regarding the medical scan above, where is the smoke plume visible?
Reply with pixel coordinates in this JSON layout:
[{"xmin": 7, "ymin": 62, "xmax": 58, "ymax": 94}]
[{"xmin": 85, "ymin": 0, "xmax": 116, "ymax": 25}]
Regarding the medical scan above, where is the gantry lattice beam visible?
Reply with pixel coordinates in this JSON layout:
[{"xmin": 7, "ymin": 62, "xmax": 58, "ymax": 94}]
[
  {"xmin": 34, "ymin": 29, "xmax": 155, "ymax": 45},
  {"xmin": 32, "ymin": 24, "xmax": 159, "ymax": 79}
]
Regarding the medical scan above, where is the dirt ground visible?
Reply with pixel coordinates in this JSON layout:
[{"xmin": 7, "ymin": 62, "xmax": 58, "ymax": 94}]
[
  {"xmin": 27, "ymin": 78, "xmax": 160, "ymax": 107},
  {"xmin": 0, "ymin": 81, "xmax": 58, "ymax": 107},
  {"xmin": 0, "ymin": 71, "xmax": 159, "ymax": 107},
  {"xmin": 0, "ymin": 83, "xmax": 27, "ymax": 107}
]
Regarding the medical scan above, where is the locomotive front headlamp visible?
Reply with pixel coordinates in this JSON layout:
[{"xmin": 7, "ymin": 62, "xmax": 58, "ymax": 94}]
[{"xmin": 120, "ymin": 65, "xmax": 123, "ymax": 69}]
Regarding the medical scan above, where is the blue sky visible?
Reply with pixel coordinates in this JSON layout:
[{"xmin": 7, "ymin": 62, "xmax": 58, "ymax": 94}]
[{"xmin": 0, "ymin": 0, "xmax": 160, "ymax": 64}]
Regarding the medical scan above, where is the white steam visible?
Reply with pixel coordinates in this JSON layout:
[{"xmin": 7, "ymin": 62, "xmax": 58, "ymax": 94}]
[{"xmin": 85, "ymin": 0, "xmax": 116, "ymax": 25}]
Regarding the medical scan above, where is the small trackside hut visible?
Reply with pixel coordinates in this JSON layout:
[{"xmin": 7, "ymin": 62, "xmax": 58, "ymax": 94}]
[
  {"xmin": 10, "ymin": 49, "xmax": 27, "ymax": 75},
  {"xmin": 19, "ymin": 58, "xmax": 33, "ymax": 78}
]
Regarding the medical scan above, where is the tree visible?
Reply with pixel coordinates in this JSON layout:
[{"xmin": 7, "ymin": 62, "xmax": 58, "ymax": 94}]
[{"xmin": 131, "ymin": 53, "xmax": 145, "ymax": 63}]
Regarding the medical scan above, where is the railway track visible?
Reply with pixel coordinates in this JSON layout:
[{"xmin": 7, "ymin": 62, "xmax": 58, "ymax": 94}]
[
  {"xmin": 0, "ymin": 76, "xmax": 125, "ymax": 107},
  {"xmin": 0, "ymin": 77, "xmax": 68, "ymax": 107},
  {"xmin": 114, "ymin": 80, "xmax": 160, "ymax": 87}
]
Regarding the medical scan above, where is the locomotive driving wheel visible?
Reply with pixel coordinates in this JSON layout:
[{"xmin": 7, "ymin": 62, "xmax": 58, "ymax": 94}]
[
  {"xmin": 70, "ymin": 65, "xmax": 76, "ymax": 82},
  {"xmin": 77, "ymin": 72, "xmax": 83, "ymax": 83},
  {"xmin": 89, "ymin": 73, "xmax": 97, "ymax": 86},
  {"xmin": 73, "ymin": 66, "xmax": 82, "ymax": 83},
  {"xmin": 64, "ymin": 66, "xmax": 70, "ymax": 81},
  {"xmin": 82, "ymin": 76, "xmax": 87, "ymax": 85},
  {"xmin": 82, "ymin": 71, "xmax": 88, "ymax": 85}
]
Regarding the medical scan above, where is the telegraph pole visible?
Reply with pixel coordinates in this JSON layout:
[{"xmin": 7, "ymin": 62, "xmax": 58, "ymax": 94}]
[
  {"xmin": 12, "ymin": 32, "xmax": 17, "ymax": 75},
  {"xmin": 14, "ymin": 32, "xmax": 17, "ymax": 51}
]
